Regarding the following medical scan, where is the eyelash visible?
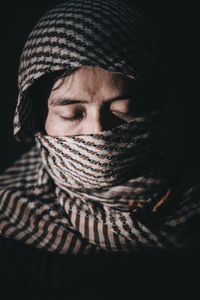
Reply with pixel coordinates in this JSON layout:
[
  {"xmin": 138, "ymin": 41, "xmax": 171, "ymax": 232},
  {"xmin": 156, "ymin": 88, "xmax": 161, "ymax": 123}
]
[
  {"xmin": 61, "ymin": 114, "xmax": 85, "ymax": 122},
  {"xmin": 60, "ymin": 110, "xmax": 133, "ymax": 122}
]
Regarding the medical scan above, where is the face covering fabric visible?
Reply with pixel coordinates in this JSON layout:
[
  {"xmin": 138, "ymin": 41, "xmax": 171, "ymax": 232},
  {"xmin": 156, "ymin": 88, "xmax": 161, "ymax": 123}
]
[
  {"xmin": 35, "ymin": 110, "xmax": 168, "ymax": 212},
  {"xmin": 0, "ymin": 143, "xmax": 199, "ymax": 254},
  {"xmin": 0, "ymin": 109, "xmax": 200, "ymax": 254},
  {"xmin": 0, "ymin": 0, "xmax": 200, "ymax": 254}
]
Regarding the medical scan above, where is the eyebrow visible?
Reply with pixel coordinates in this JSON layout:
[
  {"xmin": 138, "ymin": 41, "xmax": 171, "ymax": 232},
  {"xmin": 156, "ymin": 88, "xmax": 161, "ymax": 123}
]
[{"xmin": 49, "ymin": 95, "xmax": 131, "ymax": 106}]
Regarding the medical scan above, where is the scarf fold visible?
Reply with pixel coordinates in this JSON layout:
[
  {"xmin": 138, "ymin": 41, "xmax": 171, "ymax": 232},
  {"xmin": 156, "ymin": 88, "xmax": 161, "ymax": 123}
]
[
  {"xmin": 0, "ymin": 0, "xmax": 200, "ymax": 254},
  {"xmin": 35, "ymin": 108, "xmax": 170, "ymax": 213},
  {"xmin": 0, "ymin": 120, "xmax": 199, "ymax": 253}
]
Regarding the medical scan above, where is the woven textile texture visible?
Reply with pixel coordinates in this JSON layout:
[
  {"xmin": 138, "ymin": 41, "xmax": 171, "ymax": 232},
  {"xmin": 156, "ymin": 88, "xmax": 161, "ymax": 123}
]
[
  {"xmin": 14, "ymin": 0, "xmax": 159, "ymax": 142},
  {"xmin": 0, "ymin": 0, "xmax": 200, "ymax": 254}
]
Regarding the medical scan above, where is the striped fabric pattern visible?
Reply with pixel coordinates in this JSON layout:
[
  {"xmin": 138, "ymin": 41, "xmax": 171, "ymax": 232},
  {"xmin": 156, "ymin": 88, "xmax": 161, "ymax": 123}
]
[
  {"xmin": 0, "ymin": 0, "xmax": 199, "ymax": 254},
  {"xmin": 13, "ymin": 0, "xmax": 159, "ymax": 142},
  {"xmin": 36, "ymin": 110, "xmax": 162, "ymax": 189},
  {"xmin": 0, "ymin": 144, "xmax": 200, "ymax": 254}
]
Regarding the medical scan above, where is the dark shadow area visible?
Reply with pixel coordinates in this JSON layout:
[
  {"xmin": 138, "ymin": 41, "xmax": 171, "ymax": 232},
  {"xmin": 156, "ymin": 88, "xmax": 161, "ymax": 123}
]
[
  {"xmin": 0, "ymin": 1, "xmax": 199, "ymax": 299},
  {"xmin": 0, "ymin": 235, "xmax": 200, "ymax": 300}
]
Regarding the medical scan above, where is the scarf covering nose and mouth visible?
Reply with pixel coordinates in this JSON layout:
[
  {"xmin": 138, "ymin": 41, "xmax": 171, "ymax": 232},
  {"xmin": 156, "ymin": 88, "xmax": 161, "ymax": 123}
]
[
  {"xmin": 36, "ymin": 110, "xmax": 168, "ymax": 212},
  {"xmin": 0, "ymin": 0, "xmax": 200, "ymax": 254}
]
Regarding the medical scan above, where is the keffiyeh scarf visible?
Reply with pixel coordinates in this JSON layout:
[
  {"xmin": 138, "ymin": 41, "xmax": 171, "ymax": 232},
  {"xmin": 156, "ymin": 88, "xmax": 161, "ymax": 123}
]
[{"xmin": 0, "ymin": 0, "xmax": 200, "ymax": 254}]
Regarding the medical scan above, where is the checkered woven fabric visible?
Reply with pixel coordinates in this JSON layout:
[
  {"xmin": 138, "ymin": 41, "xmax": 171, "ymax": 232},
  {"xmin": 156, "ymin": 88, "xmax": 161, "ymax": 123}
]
[
  {"xmin": 13, "ymin": 0, "xmax": 159, "ymax": 142},
  {"xmin": 0, "ymin": 141, "xmax": 199, "ymax": 254},
  {"xmin": 0, "ymin": 0, "xmax": 199, "ymax": 254}
]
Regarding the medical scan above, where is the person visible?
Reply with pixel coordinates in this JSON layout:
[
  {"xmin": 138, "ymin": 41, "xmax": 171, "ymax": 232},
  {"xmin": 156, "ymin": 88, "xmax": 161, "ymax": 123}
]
[
  {"xmin": 0, "ymin": 0, "xmax": 199, "ymax": 257},
  {"xmin": 1, "ymin": 1, "xmax": 200, "ymax": 299}
]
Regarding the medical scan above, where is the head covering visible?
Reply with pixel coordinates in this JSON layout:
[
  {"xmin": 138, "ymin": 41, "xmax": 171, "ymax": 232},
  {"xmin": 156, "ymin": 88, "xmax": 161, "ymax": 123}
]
[
  {"xmin": 0, "ymin": 0, "xmax": 199, "ymax": 254},
  {"xmin": 14, "ymin": 0, "xmax": 160, "ymax": 142}
]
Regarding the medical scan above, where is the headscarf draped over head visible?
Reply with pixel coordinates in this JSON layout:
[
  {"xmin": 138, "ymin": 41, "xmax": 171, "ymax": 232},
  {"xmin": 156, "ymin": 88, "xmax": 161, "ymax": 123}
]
[
  {"xmin": 14, "ymin": 0, "xmax": 160, "ymax": 142},
  {"xmin": 0, "ymin": 0, "xmax": 199, "ymax": 255}
]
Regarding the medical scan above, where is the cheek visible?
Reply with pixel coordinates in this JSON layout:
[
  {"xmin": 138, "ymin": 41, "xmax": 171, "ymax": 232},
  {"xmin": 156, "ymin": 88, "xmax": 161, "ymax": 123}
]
[
  {"xmin": 45, "ymin": 114, "xmax": 57, "ymax": 135},
  {"xmin": 45, "ymin": 113, "xmax": 66, "ymax": 136}
]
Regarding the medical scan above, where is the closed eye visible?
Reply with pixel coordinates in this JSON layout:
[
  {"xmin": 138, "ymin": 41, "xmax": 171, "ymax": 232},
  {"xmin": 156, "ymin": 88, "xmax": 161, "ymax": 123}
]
[
  {"xmin": 111, "ymin": 110, "xmax": 130, "ymax": 115},
  {"xmin": 60, "ymin": 110, "xmax": 136, "ymax": 122},
  {"xmin": 60, "ymin": 114, "xmax": 84, "ymax": 121}
]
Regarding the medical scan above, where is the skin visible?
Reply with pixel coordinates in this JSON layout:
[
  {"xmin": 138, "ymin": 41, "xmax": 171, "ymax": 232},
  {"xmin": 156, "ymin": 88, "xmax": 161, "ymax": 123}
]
[{"xmin": 45, "ymin": 66, "xmax": 150, "ymax": 136}]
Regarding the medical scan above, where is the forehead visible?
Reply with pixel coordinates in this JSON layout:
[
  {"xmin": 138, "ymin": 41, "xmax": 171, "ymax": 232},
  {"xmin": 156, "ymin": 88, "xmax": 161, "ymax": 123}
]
[{"xmin": 50, "ymin": 66, "xmax": 135, "ymax": 98}]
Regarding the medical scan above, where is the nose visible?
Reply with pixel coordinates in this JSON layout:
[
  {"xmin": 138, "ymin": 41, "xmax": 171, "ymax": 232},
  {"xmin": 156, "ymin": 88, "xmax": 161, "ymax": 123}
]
[
  {"xmin": 91, "ymin": 120, "xmax": 103, "ymax": 133},
  {"xmin": 82, "ymin": 106, "xmax": 124, "ymax": 135},
  {"xmin": 83, "ymin": 110, "xmax": 103, "ymax": 134}
]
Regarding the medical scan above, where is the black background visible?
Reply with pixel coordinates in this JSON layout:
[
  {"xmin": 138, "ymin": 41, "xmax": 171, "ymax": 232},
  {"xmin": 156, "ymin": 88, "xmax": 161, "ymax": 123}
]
[
  {"xmin": 0, "ymin": 0, "xmax": 199, "ymax": 174},
  {"xmin": 0, "ymin": 1, "xmax": 199, "ymax": 299}
]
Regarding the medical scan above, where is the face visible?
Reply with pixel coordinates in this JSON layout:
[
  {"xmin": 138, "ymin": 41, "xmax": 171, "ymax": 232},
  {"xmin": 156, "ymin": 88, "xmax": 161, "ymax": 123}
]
[{"xmin": 45, "ymin": 66, "xmax": 150, "ymax": 136}]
